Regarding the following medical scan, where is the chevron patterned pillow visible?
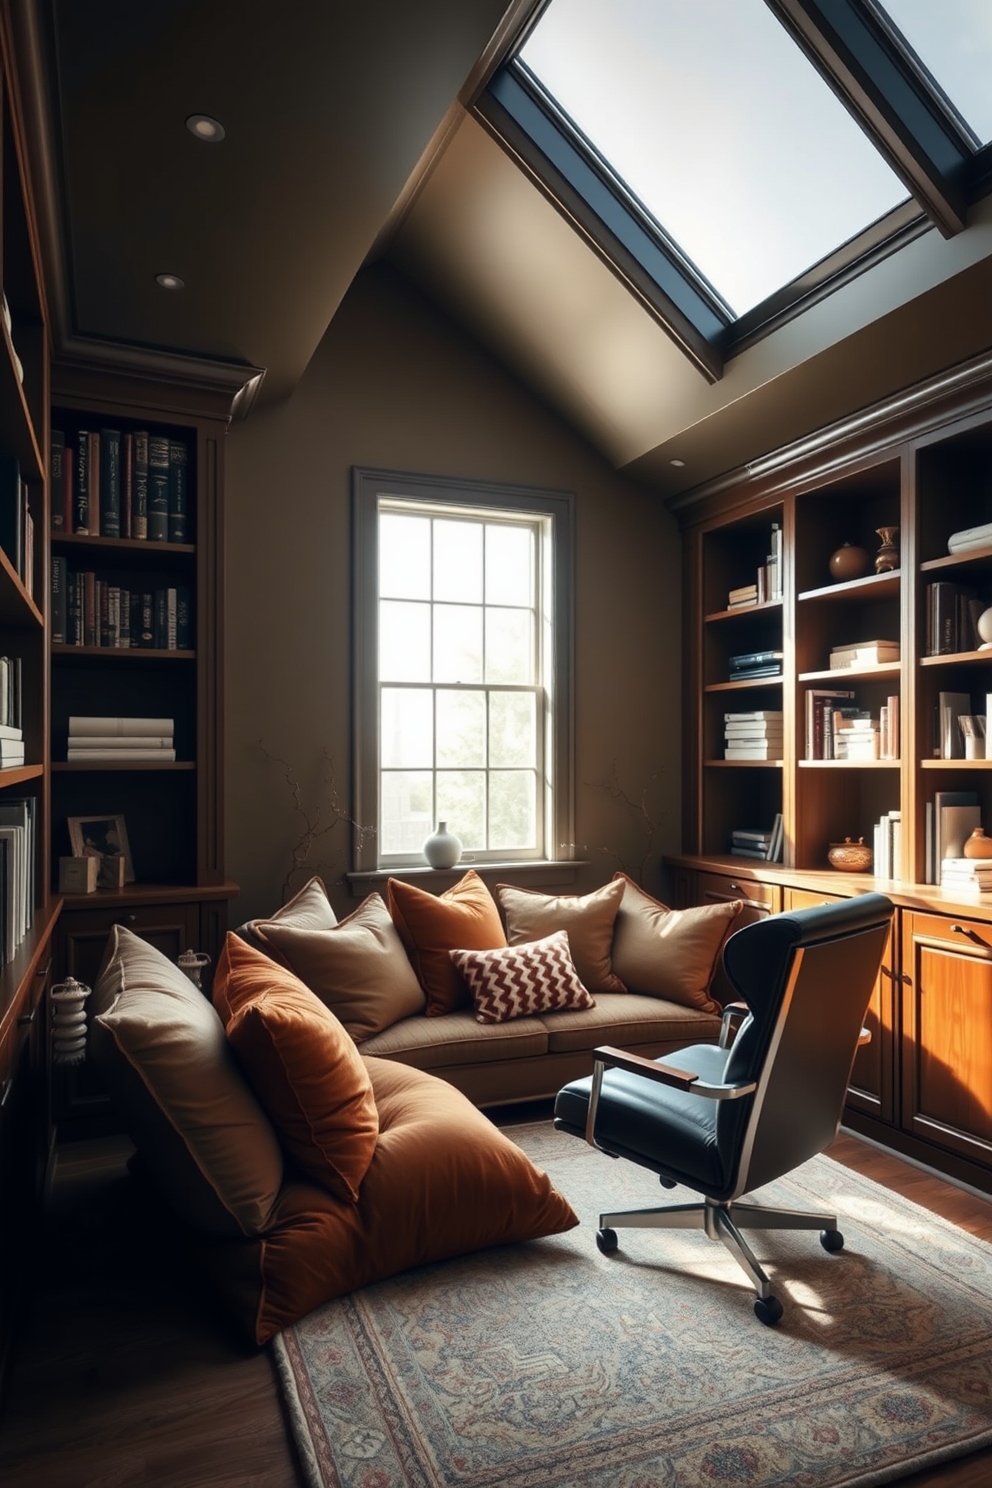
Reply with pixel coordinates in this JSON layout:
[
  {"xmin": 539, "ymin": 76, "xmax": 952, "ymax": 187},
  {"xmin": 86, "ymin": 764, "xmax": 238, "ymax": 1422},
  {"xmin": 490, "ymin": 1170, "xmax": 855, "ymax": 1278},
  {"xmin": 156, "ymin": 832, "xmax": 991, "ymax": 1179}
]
[{"xmin": 451, "ymin": 930, "xmax": 595, "ymax": 1024}]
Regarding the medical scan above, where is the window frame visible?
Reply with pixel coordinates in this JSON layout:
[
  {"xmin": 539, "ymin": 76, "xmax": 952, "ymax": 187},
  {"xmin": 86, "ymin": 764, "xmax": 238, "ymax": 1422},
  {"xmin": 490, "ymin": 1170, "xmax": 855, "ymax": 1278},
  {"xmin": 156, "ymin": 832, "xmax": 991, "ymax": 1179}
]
[
  {"xmin": 476, "ymin": 0, "xmax": 992, "ymax": 378},
  {"xmin": 352, "ymin": 467, "xmax": 575, "ymax": 875}
]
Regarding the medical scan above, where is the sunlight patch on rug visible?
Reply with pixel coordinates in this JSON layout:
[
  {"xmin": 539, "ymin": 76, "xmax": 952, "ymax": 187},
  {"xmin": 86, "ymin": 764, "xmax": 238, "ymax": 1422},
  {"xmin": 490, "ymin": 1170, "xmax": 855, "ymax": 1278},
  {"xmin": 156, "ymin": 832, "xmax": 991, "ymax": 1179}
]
[{"xmin": 274, "ymin": 1122, "xmax": 992, "ymax": 1488}]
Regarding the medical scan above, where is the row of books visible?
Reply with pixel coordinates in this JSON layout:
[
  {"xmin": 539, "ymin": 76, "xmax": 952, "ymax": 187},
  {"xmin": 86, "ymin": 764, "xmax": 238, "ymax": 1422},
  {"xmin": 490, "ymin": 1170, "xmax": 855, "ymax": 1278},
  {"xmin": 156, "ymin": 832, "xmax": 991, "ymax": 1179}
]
[
  {"xmin": 932, "ymin": 691, "xmax": 991, "ymax": 760},
  {"xmin": 724, "ymin": 710, "xmax": 782, "ymax": 761},
  {"xmin": 725, "ymin": 524, "xmax": 782, "ymax": 610},
  {"xmin": 728, "ymin": 648, "xmax": 783, "ymax": 681},
  {"xmin": 50, "ymin": 560, "xmax": 192, "ymax": 650},
  {"xmin": 925, "ymin": 790, "xmax": 982, "ymax": 884},
  {"xmin": 0, "ymin": 656, "xmax": 22, "ymax": 735},
  {"xmin": 804, "ymin": 689, "xmax": 900, "ymax": 760},
  {"xmin": 0, "ymin": 454, "xmax": 34, "ymax": 599},
  {"xmin": 50, "ymin": 428, "xmax": 189, "ymax": 544},
  {"xmin": 828, "ymin": 638, "xmax": 899, "ymax": 671},
  {"xmin": 872, "ymin": 809, "xmax": 902, "ymax": 881},
  {"xmin": 0, "ymin": 794, "xmax": 36, "ymax": 964},
  {"xmin": 924, "ymin": 582, "xmax": 986, "ymax": 656},
  {"xmin": 940, "ymin": 858, "xmax": 992, "ymax": 897},
  {"xmin": 731, "ymin": 813, "xmax": 783, "ymax": 862},
  {"xmin": 68, "ymin": 715, "xmax": 176, "ymax": 762}
]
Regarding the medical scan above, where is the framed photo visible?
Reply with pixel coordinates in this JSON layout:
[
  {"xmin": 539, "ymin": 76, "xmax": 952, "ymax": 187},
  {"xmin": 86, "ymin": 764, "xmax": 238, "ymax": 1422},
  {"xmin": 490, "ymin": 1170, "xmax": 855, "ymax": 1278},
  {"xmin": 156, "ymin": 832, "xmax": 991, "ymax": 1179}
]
[{"xmin": 67, "ymin": 814, "xmax": 134, "ymax": 887}]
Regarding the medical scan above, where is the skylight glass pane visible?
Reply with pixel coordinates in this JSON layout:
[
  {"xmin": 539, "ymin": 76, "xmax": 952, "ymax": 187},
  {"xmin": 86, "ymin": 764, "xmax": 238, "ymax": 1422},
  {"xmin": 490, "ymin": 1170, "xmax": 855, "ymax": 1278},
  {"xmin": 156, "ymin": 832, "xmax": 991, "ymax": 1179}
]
[
  {"xmin": 519, "ymin": 0, "xmax": 908, "ymax": 316},
  {"xmin": 875, "ymin": 0, "xmax": 992, "ymax": 145}
]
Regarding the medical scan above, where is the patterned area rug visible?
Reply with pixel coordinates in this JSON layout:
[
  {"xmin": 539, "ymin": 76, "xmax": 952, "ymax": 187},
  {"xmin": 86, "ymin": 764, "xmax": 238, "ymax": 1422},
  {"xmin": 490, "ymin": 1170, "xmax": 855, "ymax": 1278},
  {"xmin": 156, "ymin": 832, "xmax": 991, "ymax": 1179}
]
[{"xmin": 273, "ymin": 1122, "xmax": 992, "ymax": 1488}]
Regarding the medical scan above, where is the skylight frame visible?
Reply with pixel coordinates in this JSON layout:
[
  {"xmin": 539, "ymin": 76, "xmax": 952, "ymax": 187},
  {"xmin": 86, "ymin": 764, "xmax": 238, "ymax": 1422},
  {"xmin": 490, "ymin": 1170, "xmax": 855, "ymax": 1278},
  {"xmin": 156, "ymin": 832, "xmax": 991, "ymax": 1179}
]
[{"xmin": 476, "ymin": 0, "xmax": 992, "ymax": 381}]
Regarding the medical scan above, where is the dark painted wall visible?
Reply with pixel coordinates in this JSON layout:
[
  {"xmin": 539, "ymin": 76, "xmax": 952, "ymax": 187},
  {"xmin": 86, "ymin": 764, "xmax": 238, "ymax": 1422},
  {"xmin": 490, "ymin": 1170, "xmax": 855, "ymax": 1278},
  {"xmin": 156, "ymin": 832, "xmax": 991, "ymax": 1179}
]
[{"xmin": 224, "ymin": 263, "xmax": 681, "ymax": 921}]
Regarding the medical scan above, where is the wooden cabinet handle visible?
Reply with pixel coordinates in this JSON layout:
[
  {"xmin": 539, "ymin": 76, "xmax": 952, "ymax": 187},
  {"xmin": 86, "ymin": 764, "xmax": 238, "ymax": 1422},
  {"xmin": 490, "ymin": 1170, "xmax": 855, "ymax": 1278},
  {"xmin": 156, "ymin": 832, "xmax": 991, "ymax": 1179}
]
[
  {"xmin": 17, "ymin": 1007, "xmax": 36, "ymax": 1026},
  {"xmin": 951, "ymin": 923, "xmax": 986, "ymax": 945},
  {"xmin": 35, "ymin": 961, "xmax": 51, "ymax": 977}
]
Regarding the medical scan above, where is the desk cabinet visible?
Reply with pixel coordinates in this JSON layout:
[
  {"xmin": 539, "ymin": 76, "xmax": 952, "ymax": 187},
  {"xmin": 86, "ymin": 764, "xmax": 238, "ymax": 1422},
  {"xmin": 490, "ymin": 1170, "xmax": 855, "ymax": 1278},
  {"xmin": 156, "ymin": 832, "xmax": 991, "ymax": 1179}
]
[{"xmin": 900, "ymin": 910, "xmax": 992, "ymax": 1169}]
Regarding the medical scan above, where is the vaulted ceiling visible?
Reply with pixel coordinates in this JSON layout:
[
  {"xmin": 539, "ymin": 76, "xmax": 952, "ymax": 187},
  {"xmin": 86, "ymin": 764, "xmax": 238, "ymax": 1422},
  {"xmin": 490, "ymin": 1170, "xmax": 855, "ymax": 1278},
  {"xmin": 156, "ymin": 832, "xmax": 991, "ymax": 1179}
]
[{"xmin": 14, "ymin": 0, "xmax": 992, "ymax": 498}]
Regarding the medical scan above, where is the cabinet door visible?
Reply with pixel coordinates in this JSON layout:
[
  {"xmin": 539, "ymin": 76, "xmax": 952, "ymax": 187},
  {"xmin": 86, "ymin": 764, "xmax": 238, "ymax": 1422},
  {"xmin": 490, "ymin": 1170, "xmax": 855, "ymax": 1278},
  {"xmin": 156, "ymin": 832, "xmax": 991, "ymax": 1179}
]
[
  {"xmin": 52, "ymin": 899, "xmax": 203, "ymax": 1136},
  {"xmin": 697, "ymin": 871, "xmax": 780, "ymax": 1003},
  {"xmin": 901, "ymin": 911, "xmax": 992, "ymax": 1165},
  {"xmin": 785, "ymin": 886, "xmax": 896, "ymax": 1123}
]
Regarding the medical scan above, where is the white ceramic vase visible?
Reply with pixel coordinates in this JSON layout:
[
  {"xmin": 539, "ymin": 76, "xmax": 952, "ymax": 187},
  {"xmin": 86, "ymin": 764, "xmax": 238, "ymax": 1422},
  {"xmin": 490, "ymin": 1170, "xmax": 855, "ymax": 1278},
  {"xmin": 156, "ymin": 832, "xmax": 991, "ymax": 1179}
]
[{"xmin": 423, "ymin": 821, "xmax": 462, "ymax": 869}]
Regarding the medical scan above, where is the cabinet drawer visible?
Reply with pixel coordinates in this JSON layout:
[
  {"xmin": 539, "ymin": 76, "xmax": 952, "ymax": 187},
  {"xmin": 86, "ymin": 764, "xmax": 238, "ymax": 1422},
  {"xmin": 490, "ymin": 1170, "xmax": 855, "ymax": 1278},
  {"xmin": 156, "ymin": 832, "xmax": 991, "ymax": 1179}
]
[{"xmin": 697, "ymin": 872, "xmax": 780, "ymax": 914}]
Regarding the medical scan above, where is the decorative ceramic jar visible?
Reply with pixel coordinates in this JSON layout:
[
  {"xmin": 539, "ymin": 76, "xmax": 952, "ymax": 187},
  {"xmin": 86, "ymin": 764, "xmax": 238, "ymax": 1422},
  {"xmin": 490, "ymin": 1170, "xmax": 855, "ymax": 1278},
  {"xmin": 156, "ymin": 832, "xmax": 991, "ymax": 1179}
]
[
  {"xmin": 423, "ymin": 821, "xmax": 462, "ymax": 869},
  {"xmin": 50, "ymin": 976, "xmax": 91, "ymax": 1066},
  {"xmin": 963, "ymin": 827, "xmax": 992, "ymax": 860},
  {"xmin": 827, "ymin": 836, "xmax": 874, "ymax": 872},
  {"xmin": 828, "ymin": 542, "xmax": 870, "ymax": 582},
  {"xmin": 977, "ymin": 606, "xmax": 992, "ymax": 650},
  {"xmin": 874, "ymin": 526, "xmax": 899, "ymax": 573}
]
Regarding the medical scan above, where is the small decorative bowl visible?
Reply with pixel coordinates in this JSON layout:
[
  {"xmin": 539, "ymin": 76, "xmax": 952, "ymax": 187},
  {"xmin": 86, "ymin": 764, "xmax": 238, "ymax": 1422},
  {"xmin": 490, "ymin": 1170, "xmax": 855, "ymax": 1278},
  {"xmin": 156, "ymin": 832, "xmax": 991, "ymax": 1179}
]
[{"xmin": 827, "ymin": 836, "xmax": 874, "ymax": 872}]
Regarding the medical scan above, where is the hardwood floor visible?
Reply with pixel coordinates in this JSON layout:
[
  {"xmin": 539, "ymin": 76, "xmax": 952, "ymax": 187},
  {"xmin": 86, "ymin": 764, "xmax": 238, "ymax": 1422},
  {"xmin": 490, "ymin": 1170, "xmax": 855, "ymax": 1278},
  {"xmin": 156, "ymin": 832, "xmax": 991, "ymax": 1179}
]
[{"xmin": 1, "ymin": 1123, "xmax": 991, "ymax": 1488}]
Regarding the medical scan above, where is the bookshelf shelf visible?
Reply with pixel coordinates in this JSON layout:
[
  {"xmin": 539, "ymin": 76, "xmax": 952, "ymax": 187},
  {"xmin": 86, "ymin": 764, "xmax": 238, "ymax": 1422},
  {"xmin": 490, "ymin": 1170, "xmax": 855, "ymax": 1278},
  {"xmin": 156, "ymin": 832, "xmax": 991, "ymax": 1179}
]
[
  {"xmin": 919, "ymin": 650, "xmax": 991, "ymax": 668},
  {"xmin": 705, "ymin": 758, "xmax": 783, "ymax": 768},
  {"xmin": 705, "ymin": 678, "xmax": 783, "ymax": 693},
  {"xmin": 798, "ymin": 759, "xmax": 899, "ymax": 769},
  {"xmin": 798, "ymin": 571, "xmax": 900, "ymax": 604},
  {"xmin": 799, "ymin": 663, "xmax": 900, "ymax": 682},
  {"xmin": 920, "ymin": 545, "xmax": 992, "ymax": 573},
  {"xmin": 51, "ymin": 760, "xmax": 196, "ymax": 772},
  {"xmin": 704, "ymin": 599, "xmax": 783, "ymax": 623},
  {"xmin": 52, "ymin": 645, "xmax": 195, "ymax": 661},
  {"xmin": 920, "ymin": 758, "xmax": 992, "ymax": 769}
]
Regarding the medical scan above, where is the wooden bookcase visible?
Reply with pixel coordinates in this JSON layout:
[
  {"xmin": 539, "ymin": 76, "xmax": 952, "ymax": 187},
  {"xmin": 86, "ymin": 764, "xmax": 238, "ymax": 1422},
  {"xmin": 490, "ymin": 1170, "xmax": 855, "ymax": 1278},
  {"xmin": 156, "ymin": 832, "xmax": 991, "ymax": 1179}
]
[
  {"xmin": 47, "ymin": 365, "xmax": 238, "ymax": 1137},
  {"xmin": 667, "ymin": 356, "xmax": 992, "ymax": 1193},
  {"xmin": 0, "ymin": 10, "xmax": 59, "ymax": 1397}
]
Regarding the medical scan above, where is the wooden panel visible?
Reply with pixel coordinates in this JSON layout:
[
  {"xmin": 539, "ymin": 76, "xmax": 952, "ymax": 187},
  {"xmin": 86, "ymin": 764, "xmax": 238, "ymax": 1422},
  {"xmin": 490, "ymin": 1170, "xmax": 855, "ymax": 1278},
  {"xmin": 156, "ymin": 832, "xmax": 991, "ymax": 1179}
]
[
  {"xmin": 902, "ymin": 911, "xmax": 992, "ymax": 1165},
  {"xmin": 786, "ymin": 885, "xmax": 896, "ymax": 1123},
  {"xmin": 697, "ymin": 871, "xmax": 780, "ymax": 1004}
]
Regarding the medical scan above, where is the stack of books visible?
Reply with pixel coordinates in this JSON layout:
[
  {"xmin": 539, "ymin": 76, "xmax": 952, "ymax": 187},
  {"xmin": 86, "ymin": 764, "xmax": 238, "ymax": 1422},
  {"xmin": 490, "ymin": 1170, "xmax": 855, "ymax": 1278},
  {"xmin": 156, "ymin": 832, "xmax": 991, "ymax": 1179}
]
[
  {"xmin": 947, "ymin": 521, "xmax": 992, "ymax": 556},
  {"xmin": 829, "ymin": 639, "xmax": 899, "ymax": 670},
  {"xmin": 0, "ymin": 655, "xmax": 23, "ymax": 768},
  {"xmin": 728, "ymin": 582, "xmax": 758, "ymax": 609},
  {"xmin": 804, "ymin": 687, "xmax": 855, "ymax": 758},
  {"xmin": 833, "ymin": 711, "xmax": 879, "ymax": 760},
  {"xmin": 0, "ymin": 793, "xmax": 34, "ymax": 964},
  {"xmin": 731, "ymin": 812, "xmax": 783, "ymax": 862},
  {"xmin": 878, "ymin": 696, "xmax": 900, "ymax": 760},
  {"xmin": 724, "ymin": 710, "xmax": 783, "ymax": 760},
  {"xmin": 925, "ymin": 582, "xmax": 984, "ymax": 655},
  {"xmin": 67, "ymin": 716, "xmax": 176, "ymax": 762},
  {"xmin": 728, "ymin": 649, "xmax": 783, "ymax": 681},
  {"xmin": 872, "ymin": 809, "xmax": 902, "ymax": 879},
  {"xmin": 940, "ymin": 858, "xmax": 992, "ymax": 896}
]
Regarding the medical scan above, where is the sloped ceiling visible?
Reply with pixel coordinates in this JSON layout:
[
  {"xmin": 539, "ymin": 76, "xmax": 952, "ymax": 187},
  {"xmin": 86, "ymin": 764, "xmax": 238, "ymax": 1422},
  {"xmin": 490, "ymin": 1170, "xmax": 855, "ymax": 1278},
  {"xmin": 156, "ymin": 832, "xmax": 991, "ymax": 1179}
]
[{"xmin": 15, "ymin": 0, "xmax": 992, "ymax": 491}]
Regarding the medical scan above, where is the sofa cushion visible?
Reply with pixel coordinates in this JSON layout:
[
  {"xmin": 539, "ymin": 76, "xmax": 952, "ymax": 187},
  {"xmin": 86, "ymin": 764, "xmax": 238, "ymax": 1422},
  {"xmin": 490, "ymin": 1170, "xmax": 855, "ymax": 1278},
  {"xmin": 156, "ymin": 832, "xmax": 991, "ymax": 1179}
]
[
  {"xmin": 539, "ymin": 992, "xmax": 723, "ymax": 1053},
  {"xmin": 230, "ymin": 875, "xmax": 338, "ymax": 964},
  {"xmin": 610, "ymin": 872, "xmax": 742, "ymax": 1014},
  {"xmin": 497, "ymin": 879, "xmax": 626, "ymax": 993},
  {"xmin": 451, "ymin": 930, "xmax": 594, "ymax": 1024},
  {"xmin": 358, "ymin": 1008, "xmax": 549, "ymax": 1069},
  {"xmin": 249, "ymin": 891, "xmax": 425, "ymax": 1041},
  {"xmin": 388, "ymin": 869, "xmax": 506, "ymax": 1016},
  {"xmin": 218, "ymin": 936, "xmax": 379, "ymax": 1203},
  {"xmin": 210, "ymin": 1058, "xmax": 580, "ymax": 1345},
  {"xmin": 90, "ymin": 925, "xmax": 284, "ymax": 1237}
]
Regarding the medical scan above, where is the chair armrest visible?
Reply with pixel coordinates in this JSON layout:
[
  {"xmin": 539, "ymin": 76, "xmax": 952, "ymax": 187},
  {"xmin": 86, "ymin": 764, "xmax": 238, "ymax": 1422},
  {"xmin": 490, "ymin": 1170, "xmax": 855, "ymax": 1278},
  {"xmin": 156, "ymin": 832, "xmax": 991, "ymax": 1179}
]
[
  {"xmin": 585, "ymin": 1046, "xmax": 758, "ymax": 1151},
  {"xmin": 858, "ymin": 1026, "xmax": 871, "ymax": 1046},
  {"xmin": 720, "ymin": 1001, "xmax": 750, "ymax": 1049}
]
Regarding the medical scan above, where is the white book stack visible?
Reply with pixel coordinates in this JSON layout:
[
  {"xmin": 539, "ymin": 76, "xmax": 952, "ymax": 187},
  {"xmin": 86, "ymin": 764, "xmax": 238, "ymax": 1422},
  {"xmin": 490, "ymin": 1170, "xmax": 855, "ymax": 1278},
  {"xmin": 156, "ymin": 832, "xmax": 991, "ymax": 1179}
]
[
  {"xmin": 67, "ymin": 715, "xmax": 176, "ymax": 762},
  {"xmin": 724, "ymin": 710, "xmax": 784, "ymax": 761},
  {"xmin": 834, "ymin": 714, "xmax": 879, "ymax": 760},
  {"xmin": 872, "ymin": 809, "xmax": 901, "ymax": 881},
  {"xmin": 939, "ymin": 857, "xmax": 992, "ymax": 897},
  {"xmin": 829, "ymin": 639, "xmax": 899, "ymax": 671}
]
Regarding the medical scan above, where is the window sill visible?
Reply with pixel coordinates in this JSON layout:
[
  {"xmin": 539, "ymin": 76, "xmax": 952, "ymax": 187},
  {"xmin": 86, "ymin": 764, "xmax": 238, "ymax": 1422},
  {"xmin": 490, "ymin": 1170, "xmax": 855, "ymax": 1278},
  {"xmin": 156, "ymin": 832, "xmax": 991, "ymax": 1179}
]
[{"xmin": 346, "ymin": 860, "xmax": 588, "ymax": 897}]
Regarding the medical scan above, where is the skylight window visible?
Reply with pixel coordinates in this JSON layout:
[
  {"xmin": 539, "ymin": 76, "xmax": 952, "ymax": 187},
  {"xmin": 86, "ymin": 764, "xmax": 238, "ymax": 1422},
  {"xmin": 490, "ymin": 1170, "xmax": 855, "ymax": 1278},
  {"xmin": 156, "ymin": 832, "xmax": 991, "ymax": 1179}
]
[
  {"xmin": 517, "ymin": 0, "xmax": 909, "ymax": 317},
  {"xmin": 873, "ymin": 0, "xmax": 992, "ymax": 146}
]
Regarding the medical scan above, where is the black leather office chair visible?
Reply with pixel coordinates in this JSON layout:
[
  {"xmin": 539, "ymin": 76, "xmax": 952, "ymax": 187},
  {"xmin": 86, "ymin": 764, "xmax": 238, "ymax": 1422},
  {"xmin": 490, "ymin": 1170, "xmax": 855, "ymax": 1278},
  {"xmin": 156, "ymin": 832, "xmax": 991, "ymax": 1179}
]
[{"xmin": 554, "ymin": 893, "xmax": 894, "ymax": 1324}]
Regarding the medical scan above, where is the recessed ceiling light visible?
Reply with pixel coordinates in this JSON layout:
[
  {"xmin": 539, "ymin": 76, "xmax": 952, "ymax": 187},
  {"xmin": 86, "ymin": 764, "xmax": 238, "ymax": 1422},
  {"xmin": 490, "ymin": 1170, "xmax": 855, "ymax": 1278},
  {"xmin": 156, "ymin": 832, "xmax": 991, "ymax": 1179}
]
[
  {"xmin": 155, "ymin": 272, "xmax": 185, "ymax": 290},
  {"xmin": 670, "ymin": 458, "xmax": 686, "ymax": 468},
  {"xmin": 186, "ymin": 113, "xmax": 225, "ymax": 142}
]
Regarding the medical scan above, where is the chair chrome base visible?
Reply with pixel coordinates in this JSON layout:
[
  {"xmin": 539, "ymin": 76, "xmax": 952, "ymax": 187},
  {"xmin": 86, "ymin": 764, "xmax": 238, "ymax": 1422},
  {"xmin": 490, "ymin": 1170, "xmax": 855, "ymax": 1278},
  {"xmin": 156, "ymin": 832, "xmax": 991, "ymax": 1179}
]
[{"xmin": 598, "ymin": 1197, "xmax": 842, "ymax": 1321}]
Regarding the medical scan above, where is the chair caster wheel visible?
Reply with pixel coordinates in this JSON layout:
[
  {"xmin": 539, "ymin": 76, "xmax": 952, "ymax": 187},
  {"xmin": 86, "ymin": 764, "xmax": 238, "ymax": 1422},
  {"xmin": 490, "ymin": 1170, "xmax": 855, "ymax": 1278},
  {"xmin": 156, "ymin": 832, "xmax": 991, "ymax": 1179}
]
[
  {"xmin": 754, "ymin": 1294, "xmax": 783, "ymax": 1326},
  {"xmin": 596, "ymin": 1228, "xmax": 618, "ymax": 1255},
  {"xmin": 820, "ymin": 1228, "xmax": 844, "ymax": 1252},
  {"xmin": 659, "ymin": 1176, "xmax": 677, "ymax": 1189}
]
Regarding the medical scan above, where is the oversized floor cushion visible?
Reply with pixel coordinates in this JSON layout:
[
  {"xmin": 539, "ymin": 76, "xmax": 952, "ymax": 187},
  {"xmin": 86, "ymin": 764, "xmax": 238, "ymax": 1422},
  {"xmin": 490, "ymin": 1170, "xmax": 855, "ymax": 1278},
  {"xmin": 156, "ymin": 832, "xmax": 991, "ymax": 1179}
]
[{"xmin": 203, "ymin": 1057, "xmax": 579, "ymax": 1345}]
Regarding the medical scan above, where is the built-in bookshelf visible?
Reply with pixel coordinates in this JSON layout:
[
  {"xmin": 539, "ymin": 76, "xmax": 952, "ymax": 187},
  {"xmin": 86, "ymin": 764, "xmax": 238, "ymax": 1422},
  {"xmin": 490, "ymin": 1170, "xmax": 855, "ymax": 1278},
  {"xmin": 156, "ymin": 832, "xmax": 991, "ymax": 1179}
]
[{"xmin": 675, "ymin": 364, "xmax": 992, "ymax": 890}]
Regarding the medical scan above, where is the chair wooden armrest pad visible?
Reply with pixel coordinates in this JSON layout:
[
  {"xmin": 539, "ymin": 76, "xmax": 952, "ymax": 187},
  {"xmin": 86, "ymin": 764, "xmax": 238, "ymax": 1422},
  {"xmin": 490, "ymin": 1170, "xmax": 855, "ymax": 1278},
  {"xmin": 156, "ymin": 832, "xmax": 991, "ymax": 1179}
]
[{"xmin": 593, "ymin": 1045, "xmax": 699, "ymax": 1091}]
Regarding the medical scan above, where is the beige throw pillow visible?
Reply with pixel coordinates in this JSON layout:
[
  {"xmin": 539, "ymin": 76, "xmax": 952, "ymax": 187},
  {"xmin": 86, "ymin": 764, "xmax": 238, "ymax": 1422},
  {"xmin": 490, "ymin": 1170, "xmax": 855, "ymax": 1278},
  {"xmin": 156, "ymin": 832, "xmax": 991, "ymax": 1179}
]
[
  {"xmin": 609, "ymin": 872, "xmax": 742, "ymax": 1013},
  {"xmin": 254, "ymin": 891, "xmax": 425, "ymax": 1041},
  {"xmin": 497, "ymin": 879, "xmax": 626, "ymax": 993},
  {"xmin": 90, "ymin": 925, "xmax": 284, "ymax": 1237}
]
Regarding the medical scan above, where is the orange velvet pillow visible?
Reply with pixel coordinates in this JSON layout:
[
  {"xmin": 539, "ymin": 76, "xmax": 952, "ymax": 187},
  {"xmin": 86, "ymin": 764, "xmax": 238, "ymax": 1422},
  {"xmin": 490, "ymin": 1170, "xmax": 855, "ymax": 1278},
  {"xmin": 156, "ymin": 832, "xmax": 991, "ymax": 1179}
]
[
  {"xmin": 387, "ymin": 869, "xmax": 506, "ymax": 1016},
  {"xmin": 217, "ymin": 935, "xmax": 379, "ymax": 1203}
]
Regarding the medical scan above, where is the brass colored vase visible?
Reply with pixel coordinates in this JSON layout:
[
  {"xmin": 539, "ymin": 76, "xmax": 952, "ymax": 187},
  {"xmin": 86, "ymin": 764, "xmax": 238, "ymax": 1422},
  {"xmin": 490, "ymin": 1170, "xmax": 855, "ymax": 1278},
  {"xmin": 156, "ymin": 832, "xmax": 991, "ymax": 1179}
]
[{"xmin": 875, "ymin": 526, "xmax": 899, "ymax": 573}]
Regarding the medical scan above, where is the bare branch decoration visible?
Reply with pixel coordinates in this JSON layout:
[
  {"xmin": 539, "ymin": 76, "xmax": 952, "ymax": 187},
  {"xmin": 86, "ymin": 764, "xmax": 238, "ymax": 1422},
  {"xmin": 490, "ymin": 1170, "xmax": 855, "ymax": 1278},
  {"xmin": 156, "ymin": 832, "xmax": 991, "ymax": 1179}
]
[{"xmin": 259, "ymin": 742, "xmax": 374, "ymax": 903}]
